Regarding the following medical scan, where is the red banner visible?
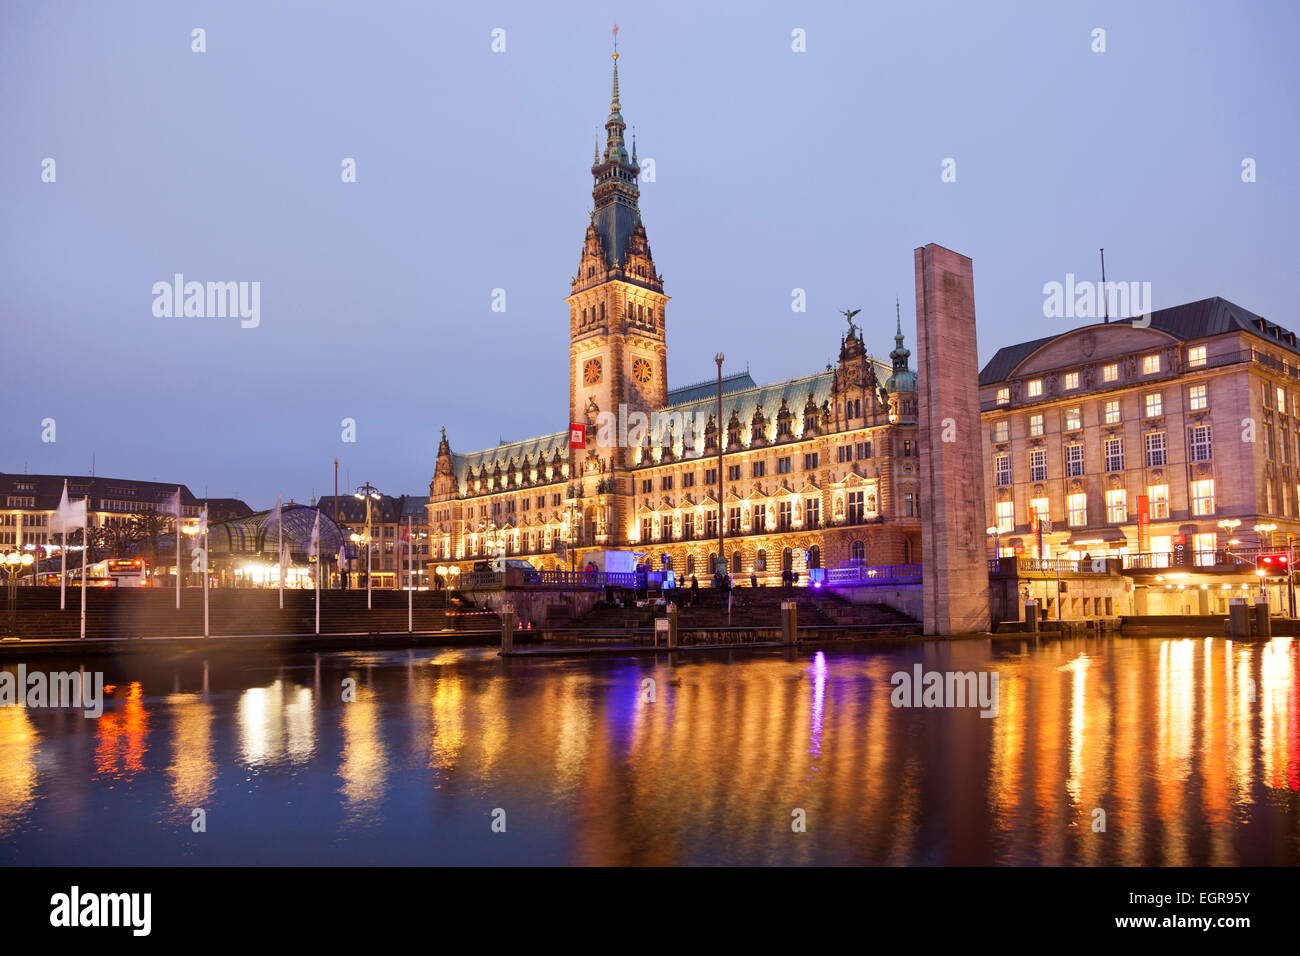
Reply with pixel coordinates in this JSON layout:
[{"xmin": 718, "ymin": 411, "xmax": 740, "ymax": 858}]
[
  {"xmin": 1137, "ymin": 494, "xmax": 1149, "ymax": 552},
  {"xmin": 569, "ymin": 423, "xmax": 586, "ymax": 449}
]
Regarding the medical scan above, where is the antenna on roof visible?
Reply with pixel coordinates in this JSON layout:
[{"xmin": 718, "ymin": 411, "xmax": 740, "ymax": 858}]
[{"xmin": 1100, "ymin": 248, "xmax": 1108, "ymax": 324}]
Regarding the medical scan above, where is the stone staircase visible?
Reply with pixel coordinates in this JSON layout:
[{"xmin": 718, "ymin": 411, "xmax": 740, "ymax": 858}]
[{"xmin": 568, "ymin": 585, "xmax": 917, "ymax": 634}]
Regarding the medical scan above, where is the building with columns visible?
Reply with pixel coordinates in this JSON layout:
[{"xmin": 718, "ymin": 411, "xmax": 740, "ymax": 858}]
[
  {"xmin": 979, "ymin": 297, "xmax": 1300, "ymax": 616},
  {"xmin": 428, "ymin": 49, "xmax": 921, "ymax": 584}
]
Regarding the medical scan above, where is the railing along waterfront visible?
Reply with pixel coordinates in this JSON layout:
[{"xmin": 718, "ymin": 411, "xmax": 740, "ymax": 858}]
[{"xmin": 823, "ymin": 564, "xmax": 921, "ymax": 587}]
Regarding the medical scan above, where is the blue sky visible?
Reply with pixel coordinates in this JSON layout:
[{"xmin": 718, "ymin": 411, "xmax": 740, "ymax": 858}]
[{"xmin": 2, "ymin": 0, "xmax": 1296, "ymax": 508}]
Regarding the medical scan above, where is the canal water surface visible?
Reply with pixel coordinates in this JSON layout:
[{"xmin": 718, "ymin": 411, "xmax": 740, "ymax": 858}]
[{"xmin": 1, "ymin": 636, "xmax": 1296, "ymax": 865}]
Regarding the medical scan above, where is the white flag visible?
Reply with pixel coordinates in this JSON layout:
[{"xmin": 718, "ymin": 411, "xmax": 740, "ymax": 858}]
[
  {"xmin": 163, "ymin": 488, "xmax": 182, "ymax": 521},
  {"xmin": 197, "ymin": 506, "xmax": 208, "ymax": 535},
  {"xmin": 267, "ymin": 496, "xmax": 282, "ymax": 534},
  {"xmin": 53, "ymin": 489, "xmax": 87, "ymax": 533},
  {"xmin": 50, "ymin": 483, "xmax": 71, "ymax": 533},
  {"xmin": 309, "ymin": 510, "xmax": 321, "ymax": 559},
  {"xmin": 281, "ymin": 540, "xmax": 290, "ymax": 573}
]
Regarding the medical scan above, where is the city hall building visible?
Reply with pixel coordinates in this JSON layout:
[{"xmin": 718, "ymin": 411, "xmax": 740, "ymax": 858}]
[
  {"xmin": 980, "ymin": 297, "xmax": 1300, "ymax": 615},
  {"xmin": 428, "ymin": 51, "xmax": 921, "ymax": 583}
]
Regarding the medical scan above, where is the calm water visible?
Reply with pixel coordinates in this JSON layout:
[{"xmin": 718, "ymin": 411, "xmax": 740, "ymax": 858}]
[{"xmin": 1, "ymin": 637, "xmax": 1297, "ymax": 865}]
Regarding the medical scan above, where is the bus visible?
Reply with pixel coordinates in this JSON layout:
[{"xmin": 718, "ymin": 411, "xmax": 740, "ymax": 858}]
[{"xmin": 70, "ymin": 558, "xmax": 149, "ymax": 587}]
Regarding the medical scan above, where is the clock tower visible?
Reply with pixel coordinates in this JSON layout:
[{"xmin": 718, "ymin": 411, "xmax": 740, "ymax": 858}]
[{"xmin": 566, "ymin": 45, "xmax": 668, "ymax": 466}]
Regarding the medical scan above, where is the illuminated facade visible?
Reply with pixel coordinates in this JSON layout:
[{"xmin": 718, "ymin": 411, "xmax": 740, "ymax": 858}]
[
  {"xmin": 428, "ymin": 51, "xmax": 921, "ymax": 583},
  {"xmin": 979, "ymin": 297, "xmax": 1300, "ymax": 614}
]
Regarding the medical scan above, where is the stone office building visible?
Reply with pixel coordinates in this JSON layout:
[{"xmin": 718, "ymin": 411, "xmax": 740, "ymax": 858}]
[
  {"xmin": 979, "ymin": 297, "xmax": 1300, "ymax": 616},
  {"xmin": 428, "ymin": 50, "xmax": 922, "ymax": 584}
]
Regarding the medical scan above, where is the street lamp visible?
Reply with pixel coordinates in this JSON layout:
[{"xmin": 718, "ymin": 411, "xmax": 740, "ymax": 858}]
[
  {"xmin": 1288, "ymin": 533, "xmax": 1296, "ymax": 618},
  {"xmin": 1254, "ymin": 522, "xmax": 1276, "ymax": 551},
  {"xmin": 353, "ymin": 483, "xmax": 382, "ymax": 609},
  {"xmin": 2, "ymin": 550, "xmax": 36, "ymax": 640},
  {"xmin": 986, "ymin": 525, "xmax": 1000, "ymax": 560},
  {"xmin": 715, "ymin": 352, "xmax": 726, "ymax": 582}
]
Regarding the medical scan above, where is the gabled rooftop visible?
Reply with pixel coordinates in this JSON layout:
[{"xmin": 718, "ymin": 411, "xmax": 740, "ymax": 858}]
[{"xmin": 978, "ymin": 296, "xmax": 1279, "ymax": 385}]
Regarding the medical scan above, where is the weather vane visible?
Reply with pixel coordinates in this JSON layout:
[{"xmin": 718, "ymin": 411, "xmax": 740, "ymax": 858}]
[{"xmin": 612, "ymin": 24, "xmax": 619, "ymax": 59}]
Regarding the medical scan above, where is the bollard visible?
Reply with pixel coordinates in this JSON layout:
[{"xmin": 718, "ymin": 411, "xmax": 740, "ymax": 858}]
[
  {"xmin": 781, "ymin": 600, "xmax": 797, "ymax": 645},
  {"xmin": 1025, "ymin": 601, "xmax": 1039, "ymax": 634},
  {"xmin": 1227, "ymin": 598, "xmax": 1249, "ymax": 639},
  {"xmin": 666, "ymin": 602, "xmax": 678, "ymax": 648},
  {"xmin": 501, "ymin": 604, "xmax": 514, "ymax": 656},
  {"xmin": 1254, "ymin": 598, "xmax": 1271, "ymax": 639}
]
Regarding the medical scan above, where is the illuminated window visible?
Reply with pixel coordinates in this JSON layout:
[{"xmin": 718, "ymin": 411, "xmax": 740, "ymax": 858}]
[
  {"xmin": 1189, "ymin": 383, "xmax": 1208, "ymax": 410},
  {"xmin": 1027, "ymin": 379, "xmax": 1043, "ymax": 398},
  {"xmin": 1104, "ymin": 399, "xmax": 1120, "ymax": 424},
  {"xmin": 1278, "ymin": 386, "xmax": 1287, "ymax": 412},
  {"xmin": 1145, "ymin": 392, "xmax": 1162, "ymax": 417},
  {"xmin": 1106, "ymin": 489, "xmax": 1127, "ymax": 523},
  {"xmin": 1147, "ymin": 484, "xmax": 1169, "ymax": 519},
  {"xmin": 1029, "ymin": 413, "xmax": 1044, "ymax": 437},
  {"xmin": 1102, "ymin": 363, "xmax": 1118, "ymax": 383},
  {"xmin": 1142, "ymin": 354, "xmax": 1161, "ymax": 375},
  {"xmin": 1188, "ymin": 345, "xmax": 1206, "ymax": 367},
  {"xmin": 993, "ymin": 421, "xmax": 1009, "ymax": 442},
  {"xmin": 1193, "ymin": 532, "xmax": 1217, "ymax": 566},
  {"xmin": 1064, "ymin": 371, "xmax": 1079, "ymax": 390},
  {"xmin": 1067, "ymin": 493, "xmax": 1087, "ymax": 527},
  {"xmin": 1065, "ymin": 406, "xmax": 1081, "ymax": 430},
  {"xmin": 995, "ymin": 500, "xmax": 1014, "ymax": 533},
  {"xmin": 996, "ymin": 387, "xmax": 1010, "ymax": 405},
  {"xmin": 1030, "ymin": 497, "xmax": 1049, "ymax": 524},
  {"xmin": 1190, "ymin": 479, "xmax": 1215, "ymax": 516}
]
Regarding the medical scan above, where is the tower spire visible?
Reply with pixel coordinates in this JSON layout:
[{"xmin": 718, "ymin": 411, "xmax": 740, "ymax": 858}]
[{"xmin": 604, "ymin": 26, "xmax": 628, "ymax": 164}]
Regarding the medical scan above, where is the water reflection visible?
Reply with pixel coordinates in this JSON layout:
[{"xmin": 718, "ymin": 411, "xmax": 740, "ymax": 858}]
[{"xmin": 0, "ymin": 636, "xmax": 1296, "ymax": 865}]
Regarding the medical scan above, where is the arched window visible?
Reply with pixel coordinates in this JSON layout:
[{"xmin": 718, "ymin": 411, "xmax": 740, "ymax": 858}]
[
  {"xmin": 686, "ymin": 554, "xmax": 695, "ymax": 576},
  {"xmin": 708, "ymin": 552, "xmax": 717, "ymax": 575},
  {"xmin": 732, "ymin": 551, "xmax": 742, "ymax": 574},
  {"xmin": 755, "ymin": 548, "xmax": 766, "ymax": 571},
  {"xmin": 851, "ymin": 540, "xmax": 865, "ymax": 562},
  {"xmin": 782, "ymin": 547, "xmax": 793, "ymax": 571},
  {"xmin": 808, "ymin": 545, "xmax": 821, "ymax": 569}
]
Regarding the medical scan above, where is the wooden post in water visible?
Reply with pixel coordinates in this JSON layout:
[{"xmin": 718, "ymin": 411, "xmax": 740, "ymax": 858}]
[
  {"xmin": 781, "ymin": 600, "xmax": 797, "ymax": 645},
  {"xmin": 1228, "ymin": 598, "xmax": 1249, "ymax": 638},
  {"xmin": 500, "ymin": 603, "xmax": 514, "ymax": 656},
  {"xmin": 666, "ymin": 602, "xmax": 677, "ymax": 648}
]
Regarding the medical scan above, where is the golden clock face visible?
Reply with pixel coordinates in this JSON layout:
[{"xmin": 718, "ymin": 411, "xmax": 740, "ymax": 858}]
[
  {"xmin": 632, "ymin": 358, "xmax": 652, "ymax": 384},
  {"xmin": 583, "ymin": 358, "xmax": 602, "ymax": 385}
]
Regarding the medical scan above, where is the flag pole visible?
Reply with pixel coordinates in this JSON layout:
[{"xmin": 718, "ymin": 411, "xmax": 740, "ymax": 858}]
[
  {"xmin": 79, "ymin": 494, "xmax": 87, "ymax": 640},
  {"xmin": 60, "ymin": 478, "xmax": 67, "ymax": 611},
  {"xmin": 175, "ymin": 486, "xmax": 182, "ymax": 610},
  {"xmin": 315, "ymin": 538, "xmax": 321, "ymax": 637},
  {"xmin": 407, "ymin": 515, "xmax": 413, "ymax": 633},
  {"xmin": 203, "ymin": 507, "xmax": 209, "ymax": 638},
  {"xmin": 277, "ymin": 495, "xmax": 284, "ymax": 610}
]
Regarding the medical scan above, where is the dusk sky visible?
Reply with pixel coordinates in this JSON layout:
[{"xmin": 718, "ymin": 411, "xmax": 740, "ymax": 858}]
[{"xmin": 3, "ymin": 0, "xmax": 1296, "ymax": 509}]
